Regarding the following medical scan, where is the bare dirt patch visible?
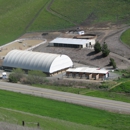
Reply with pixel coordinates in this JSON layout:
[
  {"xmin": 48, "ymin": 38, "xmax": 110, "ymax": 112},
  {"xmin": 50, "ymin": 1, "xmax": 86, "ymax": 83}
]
[{"xmin": 0, "ymin": 39, "xmax": 45, "ymax": 58}]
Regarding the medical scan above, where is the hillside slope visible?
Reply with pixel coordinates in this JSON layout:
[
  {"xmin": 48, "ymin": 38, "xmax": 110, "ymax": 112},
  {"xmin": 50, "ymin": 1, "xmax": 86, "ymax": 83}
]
[{"xmin": 0, "ymin": 0, "xmax": 130, "ymax": 45}]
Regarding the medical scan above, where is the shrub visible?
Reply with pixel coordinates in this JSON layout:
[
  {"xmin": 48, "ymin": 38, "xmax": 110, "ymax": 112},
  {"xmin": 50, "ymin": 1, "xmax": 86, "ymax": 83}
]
[
  {"xmin": 109, "ymin": 58, "xmax": 116, "ymax": 69},
  {"xmin": 9, "ymin": 68, "xmax": 24, "ymax": 83},
  {"xmin": 94, "ymin": 41, "xmax": 102, "ymax": 53},
  {"xmin": 102, "ymin": 43, "xmax": 110, "ymax": 57},
  {"xmin": 109, "ymin": 58, "xmax": 114, "ymax": 65},
  {"xmin": 26, "ymin": 70, "xmax": 47, "ymax": 85},
  {"xmin": 9, "ymin": 73, "xmax": 18, "ymax": 83}
]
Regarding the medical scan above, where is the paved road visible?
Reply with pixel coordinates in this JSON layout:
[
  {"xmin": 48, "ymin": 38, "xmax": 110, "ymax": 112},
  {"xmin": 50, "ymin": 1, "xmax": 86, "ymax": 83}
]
[{"xmin": 0, "ymin": 81, "xmax": 130, "ymax": 114}]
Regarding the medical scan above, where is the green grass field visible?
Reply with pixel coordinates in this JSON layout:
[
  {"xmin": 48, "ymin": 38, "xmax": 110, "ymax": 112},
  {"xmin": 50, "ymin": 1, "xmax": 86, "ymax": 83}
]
[
  {"xmin": 51, "ymin": 0, "xmax": 130, "ymax": 23},
  {"xmin": 0, "ymin": 89, "xmax": 130, "ymax": 130},
  {"xmin": 0, "ymin": 107, "xmax": 103, "ymax": 130},
  {"xmin": 0, "ymin": 0, "xmax": 48, "ymax": 45},
  {"xmin": 121, "ymin": 28, "xmax": 130, "ymax": 46},
  {"xmin": 0, "ymin": 0, "xmax": 130, "ymax": 45}
]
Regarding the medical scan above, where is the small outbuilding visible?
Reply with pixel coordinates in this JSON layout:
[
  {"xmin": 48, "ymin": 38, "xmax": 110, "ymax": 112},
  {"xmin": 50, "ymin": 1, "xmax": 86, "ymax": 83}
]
[
  {"xmin": 49, "ymin": 38, "xmax": 95, "ymax": 48},
  {"xmin": 68, "ymin": 29, "xmax": 85, "ymax": 35},
  {"xmin": 3, "ymin": 50, "xmax": 73, "ymax": 75}
]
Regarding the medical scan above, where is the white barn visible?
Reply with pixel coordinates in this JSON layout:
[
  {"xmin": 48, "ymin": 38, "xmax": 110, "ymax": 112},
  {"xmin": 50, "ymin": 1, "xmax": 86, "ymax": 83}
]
[
  {"xmin": 49, "ymin": 38, "xmax": 95, "ymax": 48},
  {"xmin": 66, "ymin": 67, "xmax": 109, "ymax": 80},
  {"xmin": 3, "ymin": 50, "xmax": 73, "ymax": 74}
]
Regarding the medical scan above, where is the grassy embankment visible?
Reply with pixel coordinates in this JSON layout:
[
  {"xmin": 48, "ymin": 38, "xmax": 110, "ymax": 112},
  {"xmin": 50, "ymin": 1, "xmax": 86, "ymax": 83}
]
[
  {"xmin": 0, "ymin": 89, "xmax": 130, "ymax": 130},
  {"xmin": 34, "ymin": 82, "xmax": 130, "ymax": 103},
  {"xmin": 0, "ymin": 0, "xmax": 130, "ymax": 45},
  {"xmin": 0, "ymin": 108, "xmax": 102, "ymax": 130},
  {"xmin": 121, "ymin": 28, "xmax": 130, "ymax": 46}
]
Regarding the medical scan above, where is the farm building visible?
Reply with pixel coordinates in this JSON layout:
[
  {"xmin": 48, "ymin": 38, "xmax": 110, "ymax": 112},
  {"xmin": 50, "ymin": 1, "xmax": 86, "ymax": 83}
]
[
  {"xmin": 3, "ymin": 50, "xmax": 73, "ymax": 75},
  {"xmin": 66, "ymin": 67, "xmax": 109, "ymax": 80},
  {"xmin": 49, "ymin": 38, "xmax": 95, "ymax": 48}
]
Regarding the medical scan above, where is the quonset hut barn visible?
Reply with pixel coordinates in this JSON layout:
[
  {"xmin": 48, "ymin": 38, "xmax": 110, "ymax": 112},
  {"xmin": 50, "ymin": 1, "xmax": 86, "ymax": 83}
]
[{"xmin": 3, "ymin": 50, "xmax": 73, "ymax": 75}]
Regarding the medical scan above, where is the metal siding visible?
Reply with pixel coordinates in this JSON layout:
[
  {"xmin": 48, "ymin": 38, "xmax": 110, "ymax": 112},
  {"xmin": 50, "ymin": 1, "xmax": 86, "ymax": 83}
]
[
  {"xmin": 49, "ymin": 55, "xmax": 73, "ymax": 73},
  {"xmin": 3, "ymin": 50, "xmax": 73, "ymax": 73}
]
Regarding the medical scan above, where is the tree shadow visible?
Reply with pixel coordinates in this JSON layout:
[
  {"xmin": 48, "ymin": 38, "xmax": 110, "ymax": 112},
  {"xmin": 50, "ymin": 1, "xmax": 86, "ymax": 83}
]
[
  {"xmin": 87, "ymin": 51, "xmax": 96, "ymax": 56},
  {"xmin": 91, "ymin": 54, "xmax": 103, "ymax": 60},
  {"xmin": 105, "ymin": 63, "xmax": 111, "ymax": 67}
]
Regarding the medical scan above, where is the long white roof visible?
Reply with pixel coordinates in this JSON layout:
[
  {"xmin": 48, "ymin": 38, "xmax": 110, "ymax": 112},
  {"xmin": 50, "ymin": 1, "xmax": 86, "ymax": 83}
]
[
  {"xmin": 50, "ymin": 37, "xmax": 94, "ymax": 45},
  {"xmin": 3, "ymin": 50, "xmax": 73, "ymax": 73},
  {"xmin": 67, "ymin": 67, "xmax": 109, "ymax": 74}
]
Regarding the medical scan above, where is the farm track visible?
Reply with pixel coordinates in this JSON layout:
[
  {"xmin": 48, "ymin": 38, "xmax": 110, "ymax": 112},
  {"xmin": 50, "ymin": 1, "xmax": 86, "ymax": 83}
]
[
  {"xmin": 98, "ymin": 25, "xmax": 130, "ymax": 65},
  {"xmin": 46, "ymin": 0, "xmax": 77, "ymax": 25},
  {"xmin": 24, "ymin": 1, "xmax": 49, "ymax": 31},
  {"xmin": 106, "ymin": 26, "xmax": 130, "ymax": 60}
]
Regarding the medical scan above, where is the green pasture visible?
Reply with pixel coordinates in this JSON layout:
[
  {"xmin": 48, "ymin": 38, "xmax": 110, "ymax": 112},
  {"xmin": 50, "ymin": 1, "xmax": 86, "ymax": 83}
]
[
  {"xmin": 28, "ymin": 9, "xmax": 74, "ymax": 32},
  {"xmin": 121, "ymin": 29, "xmax": 130, "ymax": 46},
  {"xmin": 0, "ymin": 108, "xmax": 102, "ymax": 130},
  {"xmin": 0, "ymin": 0, "xmax": 130, "ymax": 45},
  {"xmin": 0, "ymin": 0, "xmax": 48, "ymax": 45},
  {"xmin": 0, "ymin": 89, "xmax": 130, "ymax": 130},
  {"xmin": 51, "ymin": 0, "xmax": 130, "ymax": 23}
]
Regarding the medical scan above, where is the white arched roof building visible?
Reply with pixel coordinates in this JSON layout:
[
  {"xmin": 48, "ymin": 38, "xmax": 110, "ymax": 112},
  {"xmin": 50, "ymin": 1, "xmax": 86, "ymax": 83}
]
[{"xmin": 3, "ymin": 50, "xmax": 73, "ymax": 74}]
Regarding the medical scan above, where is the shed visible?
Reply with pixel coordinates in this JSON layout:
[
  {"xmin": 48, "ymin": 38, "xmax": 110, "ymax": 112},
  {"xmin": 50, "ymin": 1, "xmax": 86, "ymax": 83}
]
[
  {"xmin": 3, "ymin": 50, "xmax": 73, "ymax": 74},
  {"xmin": 66, "ymin": 67, "xmax": 109, "ymax": 80},
  {"xmin": 49, "ymin": 38, "xmax": 95, "ymax": 48}
]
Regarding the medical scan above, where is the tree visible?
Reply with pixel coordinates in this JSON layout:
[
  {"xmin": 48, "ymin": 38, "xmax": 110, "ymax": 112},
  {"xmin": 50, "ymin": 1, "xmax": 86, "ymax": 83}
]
[
  {"xmin": 109, "ymin": 58, "xmax": 114, "ymax": 66},
  {"xmin": 109, "ymin": 58, "xmax": 116, "ymax": 69},
  {"xmin": 94, "ymin": 41, "xmax": 102, "ymax": 53},
  {"xmin": 102, "ymin": 43, "xmax": 110, "ymax": 57},
  {"xmin": 112, "ymin": 62, "xmax": 117, "ymax": 69}
]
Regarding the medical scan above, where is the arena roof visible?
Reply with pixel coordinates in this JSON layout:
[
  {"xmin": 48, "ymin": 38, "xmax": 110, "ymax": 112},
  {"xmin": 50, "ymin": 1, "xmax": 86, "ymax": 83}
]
[{"xmin": 3, "ymin": 50, "xmax": 73, "ymax": 73}]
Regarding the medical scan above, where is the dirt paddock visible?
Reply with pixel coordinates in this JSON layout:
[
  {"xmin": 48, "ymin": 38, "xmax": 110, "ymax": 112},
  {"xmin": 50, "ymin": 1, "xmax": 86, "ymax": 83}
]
[{"xmin": 0, "ymin": 39, "xmax": 45, "ymax": 58}]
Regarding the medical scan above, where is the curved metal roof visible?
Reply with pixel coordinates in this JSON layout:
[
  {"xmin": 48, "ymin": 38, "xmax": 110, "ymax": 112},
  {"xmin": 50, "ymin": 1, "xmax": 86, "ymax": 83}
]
[{"xmin": 3, "ymin": 50, "xmax": 73, "ymax": 73}]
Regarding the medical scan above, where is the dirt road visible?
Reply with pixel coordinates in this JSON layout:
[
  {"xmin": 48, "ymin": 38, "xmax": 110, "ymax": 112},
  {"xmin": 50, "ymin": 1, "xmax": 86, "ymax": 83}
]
[{"xmin": 0, "ymin": 81, "xmax": 130, "ymax": 114}]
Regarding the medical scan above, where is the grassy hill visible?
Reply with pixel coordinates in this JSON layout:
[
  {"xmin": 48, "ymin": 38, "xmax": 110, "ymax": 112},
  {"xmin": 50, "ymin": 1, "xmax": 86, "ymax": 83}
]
[{"xmin": 0, "ymin": 0, "xmax": 130, "ymax": 45}]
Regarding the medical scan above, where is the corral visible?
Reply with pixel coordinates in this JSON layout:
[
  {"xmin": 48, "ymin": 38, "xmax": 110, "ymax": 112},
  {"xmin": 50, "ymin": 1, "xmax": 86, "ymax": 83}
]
[
  {"xmin": 0, "ymin": 39, "xmax": 46, "ymax": 58},
  {"xmin": 74, "ymin": 34, "xmax": 97, "ymax": 40}
]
